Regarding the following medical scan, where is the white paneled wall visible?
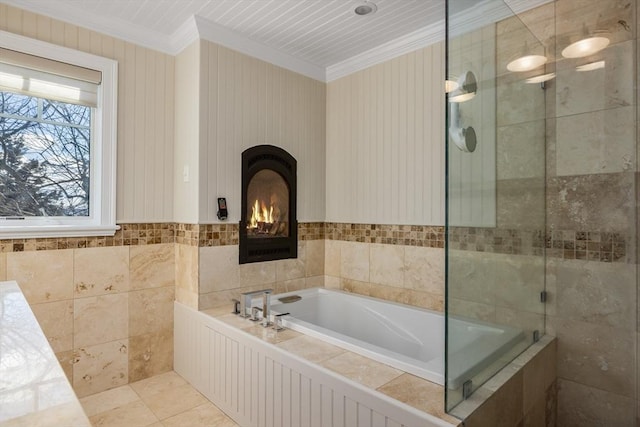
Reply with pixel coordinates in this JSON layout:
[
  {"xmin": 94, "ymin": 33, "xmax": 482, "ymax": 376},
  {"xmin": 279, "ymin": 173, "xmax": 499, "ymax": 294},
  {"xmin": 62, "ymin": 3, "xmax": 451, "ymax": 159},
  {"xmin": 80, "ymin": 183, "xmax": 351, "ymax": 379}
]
[
  {"xmin": 174, "ymin": 302, "xmax": 452, "ymax": 427},
  {"xmin": 199, "ymin": 41, "xmax": 326, "ymax": 223},
  {"xmin": 326, "ymin": 42, "xmax": 446, "ymax": 226},
  {"xmin": 0, "ymin": 4, "xmax": 176, "ymax": 223}
]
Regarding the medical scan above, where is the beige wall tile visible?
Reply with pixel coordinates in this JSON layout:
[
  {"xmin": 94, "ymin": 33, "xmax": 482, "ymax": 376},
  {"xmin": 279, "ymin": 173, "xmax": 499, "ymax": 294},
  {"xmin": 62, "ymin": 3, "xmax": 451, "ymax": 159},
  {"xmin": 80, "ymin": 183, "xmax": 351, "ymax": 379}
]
[
  {"xmin": 175, "ymin": 244, "xmax": 198, "ymax": 293},
  {"xmin": 57, "ymin": 350, "xmax": 74, "ymax": 384},
  {"xmin": 130, "ymin": 244, "xmax": 175, "ymax": 290},
  {"xmin": 74, "ymin": 293, "xmax": 129, "ymax": 348},
  {"xmin": 341, "ymin": 278, "xmax": 371, "ymax": 297},
  {"xmin": 129, "ymin": 286, "xmax": 174, "ymax": 336},
  {"xmin": 6, "ymin": 249, "xmax": 74, "ymax": 304},
  {"xmin": 555, "ymin": 0, "xmax": 634, "ymax": 47},
  {"xmin": 448, "ymin": 298, "xmax": 496, "ymax": 321},
  {"xmin": 557, "ymin": 378, "xmax": 635, "ymax": 426},
  {"xmin": 497, "ymin": 120, "xmax": 546, "ymax": 180},
  {"xmin": 73, "ymin": 339, "xmax": 129, "ymax": 398},
  {"xmin": 324, "ymin": 275, "xmax": 340, "ymax": 289},
  {"xmin": 305, "ymin": 275, "xmax": 324, "ymax": 289},
  {"xmin": 305, "ymin": 240, "xmax": 325, "ymax": 277},
  {"xmin": 129, "ymin": 329, "xmax": 173, "ymax": 383},
  {"xmin": 369, "ymin": 244, "xmax": 404, "ymax": 287},
  {"xmin": 199, "ymin": 245, "xmax": 238, "ymax": 293},
  {"xmin": 31, "ymin": 299, "xmax": 74, "ymax": 353},
  {"xmin": 550, "ymin": 316, "xmax": 635, "ymax": 398},
  {"xmin": 0, "ymin": 253, "xmax": 6, "ymax": 281},
  {"xmin": 74, "ymin": 247, "xmax": 130, "ymax": 297},
  {"xmin": 276, "ymin": 257, "xmax": 305, "ymax": 282},
  {"xmin": 324, "ymin": 239, "xmax": 341, "ymax": 276},
  {"xmin": 369, "ymin": 283, "xmax": 409, "ymax": 305},
  {"xmin": 340, "ymin": 241, "xmax": 369, "ymax": 282},
  {"xmin": 556, "ymin": 106, "xmax": 636, "ymax": 176},
  {"xmin": 404, "ymin": 246, "xmax": 444, "ymax": 295},
  {"xmin": 238, "ymin": 260, "xmax": 276, "ymax": 288},
  {"xmin": 408, "ymin": 290, "xmax": 444, "ymax": 312},
  {"xmin": 279, "ymin": 278, "xmax": 306, "ymax": 293},
  {"xmin": 175, "ymin": 287, "xmax": 198, "ymax": 309}
]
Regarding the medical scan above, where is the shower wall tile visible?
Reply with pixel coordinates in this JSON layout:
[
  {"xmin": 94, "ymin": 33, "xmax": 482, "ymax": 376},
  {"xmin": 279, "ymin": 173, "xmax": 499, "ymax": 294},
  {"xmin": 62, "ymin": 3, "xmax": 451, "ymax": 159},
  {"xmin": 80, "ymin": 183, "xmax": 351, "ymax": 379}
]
[
  {"xmin": 555, "ymin": 0, "xmax": 635, "ymax": 48},
  {"xmin": 6, "ymin": 249, "xmax": 74, "ymax": 304},
  {"xmin": 547, "ymin": 173, "xmax": 635, "ymax": 233},
  {"xmin": 74, "ymin": 293, "xmax": 129, "ymax": 349},
  {"xmin": 497, "ymin": 121, "xmax": 546, "ymax": 180},
  {"xmin": 73, "ymin": 339, "xmax": 129, "ymax": 398},
  {"xmin": 57, "ymin": 350, "xmax": 75, "ymax": 384},
  {"xmin": 448, "ymin": 298, "xmax": 496, "ymax": 321},
  {"xmin": 406, "ymin": 289, "xmax": 444, "ymax": 312},
  {"xmin": 557, "ymin": 378, "xmax": 635, "ymax": 427},
  {"xmin": 175, "ymin": 244, "xmax": 198, "ymax": 308},
  {"xmin": 368, "ymin": 283, "xmax": 409, "ymax": 305},
  {"xmin": 130, "ymin": 244, "xmax": 175, "ymax": 290},
  {"xmin": 548, "ymin": 316, "xmax": 635, "ymax": 398},
  {"xmin": 496, "ymin": 178, "xmax": 546, "ymax": 230},
  {"xmin": 199, "ymin": 245, "xmax": 239, "ymax": 293},
  {"xmin": 556, "ymin": 41, "xmax": 634, "ymax": 118},
  {"xmin": 128, "ymin": 287, "xmax": 174, "ymax": 337},
  {"xmin": 128, "ymin": 329, "xmax": 173, "ymax": 383},
  {"xmin": 340, "ymin": 278, "xmax": 371, "ymax": 297},
  {"xmin": 340, "ymin": 241, "xmax": 370, "ymax": 282},
  {"xmin": 74, "ymin": 247, "xmax": 130, "ymax": 297},
  {"xmin": 555, "ymin": 106, "xmax": 636, "ymax": 176},
  {"xmin": 546, "ymin": 258, "xmax": 636, "ymax": 330},
  {"xmin": 370, "ymin": 244, "xmax": 404, "ymax": 287},
  {"xmin": 496, "ymin": 77, "xmax": 546, "ymax": 127},
  {"xmin": 198, "ymin": 283, "xmax": 268, "ymax": 311},
  {"xmin": 31, "ymin": 299, "xmax": 74, "ymax": 353},
  {"xmin": 404, "ymin": 246, "xmax": 444, "ymax": 295}
]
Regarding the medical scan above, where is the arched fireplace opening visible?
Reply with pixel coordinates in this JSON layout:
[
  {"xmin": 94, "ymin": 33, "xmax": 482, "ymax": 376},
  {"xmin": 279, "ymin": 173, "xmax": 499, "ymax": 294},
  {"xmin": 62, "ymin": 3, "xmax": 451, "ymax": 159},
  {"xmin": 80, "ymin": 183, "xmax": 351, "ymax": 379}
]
[{"xmin": 239, "ymin": 145, "xmax": 297, "ymax": 264}]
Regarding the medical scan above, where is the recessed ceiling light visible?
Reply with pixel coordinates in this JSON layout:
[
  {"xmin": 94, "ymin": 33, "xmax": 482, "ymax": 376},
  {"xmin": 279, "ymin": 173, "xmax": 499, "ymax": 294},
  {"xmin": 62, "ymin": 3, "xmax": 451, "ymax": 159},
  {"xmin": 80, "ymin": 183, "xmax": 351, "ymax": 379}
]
[{"xmin": 355, "ymin": 1, "xmax": 377, "ymax": 16}]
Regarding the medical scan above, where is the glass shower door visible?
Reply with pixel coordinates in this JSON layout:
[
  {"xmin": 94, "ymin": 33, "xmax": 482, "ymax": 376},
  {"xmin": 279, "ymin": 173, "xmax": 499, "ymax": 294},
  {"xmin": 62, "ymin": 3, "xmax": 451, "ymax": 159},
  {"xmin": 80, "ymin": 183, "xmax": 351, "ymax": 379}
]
[{"xmin": 445, "ymin": 0, "xmax": 548, "ymax": 412}]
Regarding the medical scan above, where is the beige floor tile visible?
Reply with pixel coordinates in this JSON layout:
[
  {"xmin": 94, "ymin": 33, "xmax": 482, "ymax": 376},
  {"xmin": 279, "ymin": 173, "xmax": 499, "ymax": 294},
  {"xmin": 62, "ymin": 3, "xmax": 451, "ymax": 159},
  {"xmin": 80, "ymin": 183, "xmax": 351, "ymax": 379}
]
[
  {"xmin": 161, "ymin": 403, "xmax": 238, "ymax": 427},
  {"xmin": 320, "ymin": 351, "xmax": 403, "ymax": 389},
  {"xmin": 276, "ymin": 335, "xmax": 346, "ymax": 363},
  {"xmin": 141, "ymin": 383, "xmax": 208, "ymax": 420},
  {"xmin": 130, "ymin": 371, "xmax": 187, "ymax": 399},
  {"xmin": 89, "ymin": 400, "xmax": 159, "ymax": 427},
  {"xmin": 80, "ymin": 385, "xmax": 140, "ymax": 417}
]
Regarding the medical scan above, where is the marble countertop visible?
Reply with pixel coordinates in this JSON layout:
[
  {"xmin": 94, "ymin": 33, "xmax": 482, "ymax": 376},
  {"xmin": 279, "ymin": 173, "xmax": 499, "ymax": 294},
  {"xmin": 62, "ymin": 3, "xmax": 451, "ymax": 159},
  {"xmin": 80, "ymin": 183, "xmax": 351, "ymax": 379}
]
[{"xmin": 0, "ymin": 281, "xmax": 90, "ymax": 427}]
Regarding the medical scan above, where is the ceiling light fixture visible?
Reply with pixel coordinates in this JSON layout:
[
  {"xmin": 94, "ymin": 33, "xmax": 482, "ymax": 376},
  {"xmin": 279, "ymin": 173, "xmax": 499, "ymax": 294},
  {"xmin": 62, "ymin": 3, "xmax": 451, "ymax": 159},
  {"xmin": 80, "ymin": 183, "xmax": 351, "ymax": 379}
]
[{"xmin": 354, "ymin": 1, "xmax": 377, "ymax": 16}]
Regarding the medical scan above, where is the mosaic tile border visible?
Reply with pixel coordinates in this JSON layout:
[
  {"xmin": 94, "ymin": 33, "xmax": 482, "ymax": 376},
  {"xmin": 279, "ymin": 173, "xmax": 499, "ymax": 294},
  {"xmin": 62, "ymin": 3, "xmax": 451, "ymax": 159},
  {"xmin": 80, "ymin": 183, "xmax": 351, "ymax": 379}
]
[
  {"xmin": 0, "ymin": 222, "xmax": 630, "ymax": 263},
  {"xmin": 325, "ymin": 223, "xmax": 445, "ymax": 248}
]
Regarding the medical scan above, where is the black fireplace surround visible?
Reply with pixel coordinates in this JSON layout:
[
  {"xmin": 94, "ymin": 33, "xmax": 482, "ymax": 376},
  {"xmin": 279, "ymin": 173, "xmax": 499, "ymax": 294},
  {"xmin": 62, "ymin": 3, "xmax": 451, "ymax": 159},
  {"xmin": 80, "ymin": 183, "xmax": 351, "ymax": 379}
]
[{"xmin": 239, "ymin": 145, "xmax": 297, "ymax": 264}]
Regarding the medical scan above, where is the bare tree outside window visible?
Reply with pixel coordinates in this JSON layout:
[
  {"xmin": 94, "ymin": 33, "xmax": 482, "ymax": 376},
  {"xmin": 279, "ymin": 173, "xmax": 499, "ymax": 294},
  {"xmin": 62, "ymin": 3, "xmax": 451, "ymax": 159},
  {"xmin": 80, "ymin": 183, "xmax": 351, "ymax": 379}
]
[{"xmin": 0, "ymin": 91, "xmax": 91, "ymax": 217}]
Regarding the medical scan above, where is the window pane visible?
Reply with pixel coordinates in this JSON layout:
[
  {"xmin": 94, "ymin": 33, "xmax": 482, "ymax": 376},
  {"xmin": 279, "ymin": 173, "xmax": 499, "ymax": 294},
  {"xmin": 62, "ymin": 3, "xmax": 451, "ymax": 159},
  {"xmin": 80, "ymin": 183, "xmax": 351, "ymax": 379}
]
[
  {"xmin": 0, "ymin": 92, "xmax": 90, "ymax": 217},
  {"xmin": 42, "ymin": 99, "xmax": 91, "ymax": 126},
  {"xmin": 0, "ymin": 92, "xmax": 37, "ymax": 117}
]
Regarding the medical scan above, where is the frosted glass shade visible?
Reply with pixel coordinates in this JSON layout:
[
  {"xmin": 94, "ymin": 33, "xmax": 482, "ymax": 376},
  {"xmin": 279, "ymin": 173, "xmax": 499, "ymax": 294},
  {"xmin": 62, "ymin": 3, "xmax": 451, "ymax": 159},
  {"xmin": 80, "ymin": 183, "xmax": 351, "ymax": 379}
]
[
  {"xmin": 507, "ymin": 55, "xmax": 547, "ymax": 72},
  {"xmin": 562, "ymin": 36, "xmax": 609, "ymax": 58}
]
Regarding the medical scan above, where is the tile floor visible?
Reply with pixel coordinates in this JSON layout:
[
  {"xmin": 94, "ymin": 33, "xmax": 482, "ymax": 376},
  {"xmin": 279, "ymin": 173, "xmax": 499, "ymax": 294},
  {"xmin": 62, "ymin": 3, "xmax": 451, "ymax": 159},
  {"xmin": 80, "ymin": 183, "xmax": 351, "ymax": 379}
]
[{"xmin": 80, "ymin": 371, "xmax": 238, "ymax": 427}]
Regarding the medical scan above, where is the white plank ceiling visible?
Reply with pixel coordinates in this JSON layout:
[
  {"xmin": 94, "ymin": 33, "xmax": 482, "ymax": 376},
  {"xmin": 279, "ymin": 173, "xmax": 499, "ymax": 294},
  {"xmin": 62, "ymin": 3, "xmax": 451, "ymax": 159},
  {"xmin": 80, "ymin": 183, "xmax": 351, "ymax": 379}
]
[{"xmin": 1, "ymin": 0, "xmax": 550, "ymax": 80}]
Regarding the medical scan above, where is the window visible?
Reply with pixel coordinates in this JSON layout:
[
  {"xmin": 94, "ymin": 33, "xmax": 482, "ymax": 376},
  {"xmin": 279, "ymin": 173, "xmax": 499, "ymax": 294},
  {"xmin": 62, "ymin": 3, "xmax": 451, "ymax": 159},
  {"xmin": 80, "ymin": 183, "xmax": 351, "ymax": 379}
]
[{"xmin": 0, "ymin": 31, "xmax": 117, "ymax": 238}]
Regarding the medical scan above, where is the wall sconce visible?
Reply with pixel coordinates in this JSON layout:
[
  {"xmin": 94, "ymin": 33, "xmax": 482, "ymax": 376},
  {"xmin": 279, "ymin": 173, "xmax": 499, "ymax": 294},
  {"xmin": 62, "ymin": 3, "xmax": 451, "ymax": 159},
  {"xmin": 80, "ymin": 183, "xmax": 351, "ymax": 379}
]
[
  {"xmin": 561, "ymin": 26, "xmax": 609, "ymax": 58},
  {"xmin": 449, "ymin": 71, "xmax": 477, "ymax": 153},
  {"xmin": 448, "ymin": 71, "xmax": 477, "ymax": 103}
]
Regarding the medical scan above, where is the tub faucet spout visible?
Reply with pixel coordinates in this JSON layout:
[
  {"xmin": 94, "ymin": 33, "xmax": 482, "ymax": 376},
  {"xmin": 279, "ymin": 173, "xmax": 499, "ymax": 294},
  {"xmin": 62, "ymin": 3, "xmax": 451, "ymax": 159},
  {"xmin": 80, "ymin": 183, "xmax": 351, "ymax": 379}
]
[{"xmin": 239, "ymin": 288, "xmax": 273, "ymax": 318}]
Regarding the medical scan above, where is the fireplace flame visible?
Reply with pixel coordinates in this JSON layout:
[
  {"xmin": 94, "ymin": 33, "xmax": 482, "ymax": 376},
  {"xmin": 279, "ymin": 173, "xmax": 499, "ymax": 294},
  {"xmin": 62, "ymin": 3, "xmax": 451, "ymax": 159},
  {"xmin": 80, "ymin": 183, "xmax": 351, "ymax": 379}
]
[{"xmin": 249, "ymin": 199, "xmax": 274, "ymax": 228}]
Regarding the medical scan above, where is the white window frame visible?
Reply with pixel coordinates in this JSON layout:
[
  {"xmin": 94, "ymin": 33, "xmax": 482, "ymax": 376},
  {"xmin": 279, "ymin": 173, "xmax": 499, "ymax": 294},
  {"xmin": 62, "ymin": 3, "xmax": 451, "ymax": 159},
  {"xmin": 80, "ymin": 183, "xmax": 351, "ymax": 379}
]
[{"xmin": 0, "ymin": 30, "xmax": 117, "ymax": 238}]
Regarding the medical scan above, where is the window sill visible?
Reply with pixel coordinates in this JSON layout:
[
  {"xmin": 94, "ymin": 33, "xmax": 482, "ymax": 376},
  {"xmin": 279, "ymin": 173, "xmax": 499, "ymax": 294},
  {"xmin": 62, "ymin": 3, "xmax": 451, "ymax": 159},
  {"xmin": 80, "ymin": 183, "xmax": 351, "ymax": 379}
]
[{"xmin": 0, "ymin": 225, "xmax": 119, "ymax": 239}]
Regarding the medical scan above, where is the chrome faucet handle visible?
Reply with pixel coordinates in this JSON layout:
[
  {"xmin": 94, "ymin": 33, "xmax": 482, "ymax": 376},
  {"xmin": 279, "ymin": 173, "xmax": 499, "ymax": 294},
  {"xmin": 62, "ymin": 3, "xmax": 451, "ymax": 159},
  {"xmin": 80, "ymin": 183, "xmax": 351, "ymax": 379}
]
[
  {"xmin": 272, "ymin": 312, "xmax": 290, "ymax": 331},
  {"xmin": 231, "ymin": 299, "xmax": 240, "ymax": 315},
  {"xmin": 250, "ymin": 306, "xmax": 262, "ymax": 322}
]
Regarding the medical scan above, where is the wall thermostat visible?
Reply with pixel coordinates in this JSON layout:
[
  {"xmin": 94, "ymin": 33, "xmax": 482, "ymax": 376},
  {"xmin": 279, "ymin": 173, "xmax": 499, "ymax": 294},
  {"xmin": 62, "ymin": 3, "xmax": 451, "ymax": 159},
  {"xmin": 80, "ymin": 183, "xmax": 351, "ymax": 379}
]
[{"xmin": 217, "ymin": 197, "xmax": 228, "ymax": 220}]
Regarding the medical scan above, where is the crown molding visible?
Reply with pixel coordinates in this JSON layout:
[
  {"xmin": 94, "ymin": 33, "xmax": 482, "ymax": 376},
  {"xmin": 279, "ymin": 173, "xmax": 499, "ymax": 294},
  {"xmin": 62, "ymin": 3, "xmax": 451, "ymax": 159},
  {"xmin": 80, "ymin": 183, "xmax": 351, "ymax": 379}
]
[
  {"xmin": 326, "ymin": 20, "xmax": 445, "ymax": 82},
  {"xmin": 192, "ymin": 16, "xmax": 326, "ymax": 82},
  {"xmin": 168, "ymin": 15, "xmax": 200, "ymax": 55},
  {"xmin": 0, "ymin": 0, "xmax": 175, "ymax": 54}
]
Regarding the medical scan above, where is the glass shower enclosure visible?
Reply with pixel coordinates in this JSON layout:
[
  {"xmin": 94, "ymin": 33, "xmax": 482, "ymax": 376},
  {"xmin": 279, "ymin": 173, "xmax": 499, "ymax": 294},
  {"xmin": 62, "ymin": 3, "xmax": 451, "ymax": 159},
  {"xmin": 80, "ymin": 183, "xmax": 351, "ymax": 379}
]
[{"xmin": 445, "ymin": 0, "xmax": 548, "ymax": 412}]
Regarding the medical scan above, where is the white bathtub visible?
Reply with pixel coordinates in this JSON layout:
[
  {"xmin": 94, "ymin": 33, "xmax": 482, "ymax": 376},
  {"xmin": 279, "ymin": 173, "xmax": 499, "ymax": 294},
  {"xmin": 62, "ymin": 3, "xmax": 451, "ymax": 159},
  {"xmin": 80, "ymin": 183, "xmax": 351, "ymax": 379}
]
[{"xmin": 270, "ymin": 288, "xmax": 526, "ymax": 389}]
